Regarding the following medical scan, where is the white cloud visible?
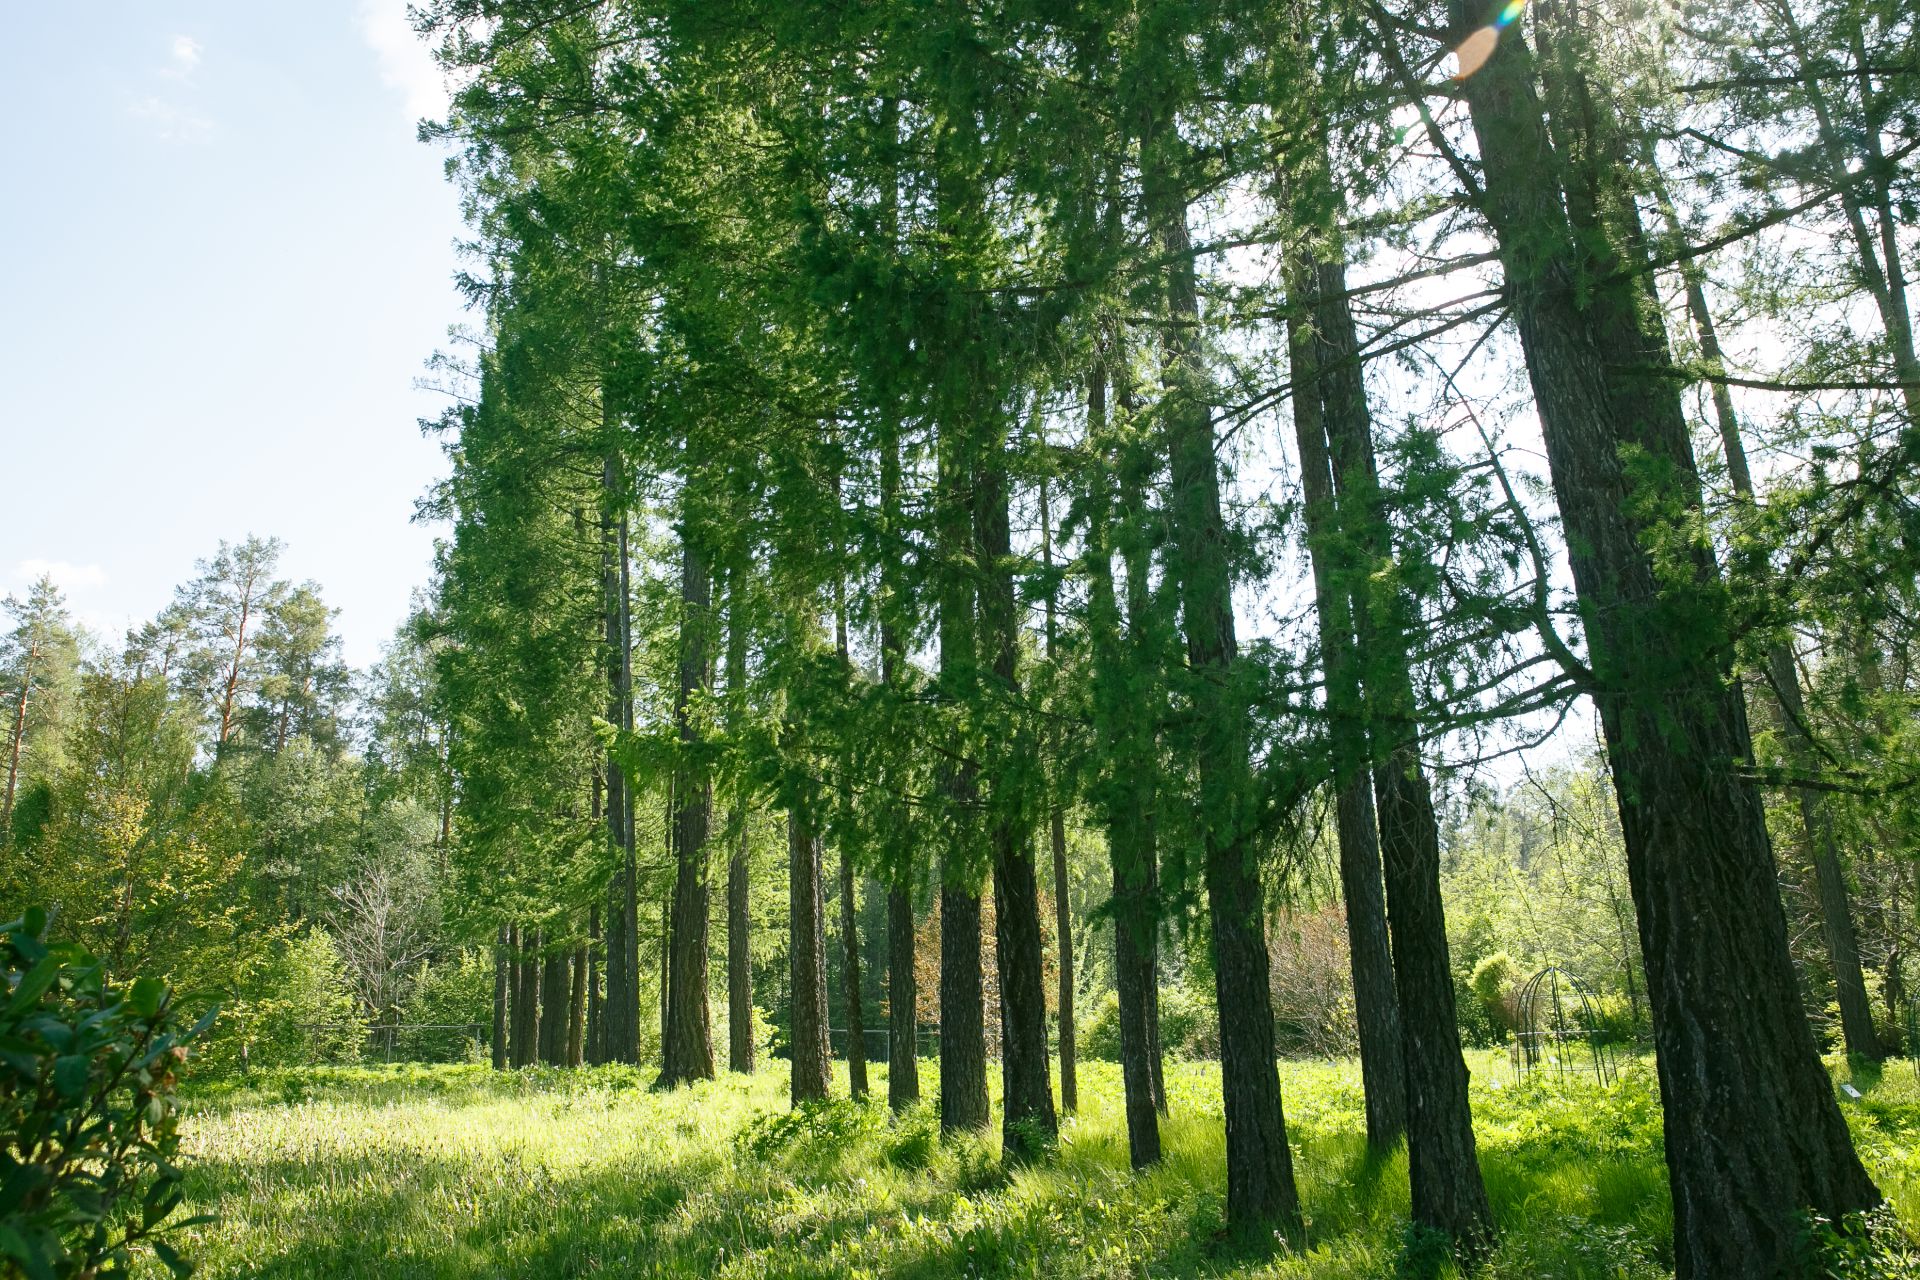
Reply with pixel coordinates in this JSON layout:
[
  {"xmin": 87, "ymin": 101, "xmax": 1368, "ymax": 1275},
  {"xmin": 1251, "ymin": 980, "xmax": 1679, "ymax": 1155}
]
[
  {"xmin": 12, "ymin": 560, "xmax": 108, "ymax": 592},
  {"xmin": 164, "ymin": 34, "xmax": 202, "ymax": 79},
  {"xmin": 126, "ymin": 93, "xmax": 213, "ymax": 143},
  {"xmin": 357, "ymin": 0, "xmax": 448, "ymax": 124},
  {"xmin": 132, "ymin": 34, "xmax": 210, "ymax": 141}
]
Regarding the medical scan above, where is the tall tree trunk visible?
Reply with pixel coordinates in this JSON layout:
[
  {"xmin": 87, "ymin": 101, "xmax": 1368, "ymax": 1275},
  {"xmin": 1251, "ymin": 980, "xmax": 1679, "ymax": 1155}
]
[
  {"xmin": 933, "ymin": 336, "xmax": 988, "ymax": 1138},
  {"xmin": 1038, "ymin": 469, "xmax": 1077, "ymax": 1117},
  {"xmin": 1450, "ymin": 8, "xmax": 1880, "ymax": 1270},
  {"xmin": 838, "ymin": 851, "xmax": 868, "ymax": 1098},
  {"xmin": 938, "ymin": 885, "xmax": 989, "ymax": 1132},
  {"xmin": 568, "ymin": 942, "xmax": 587, "ymax": 1067},
  {"xmin": 506, "ymin": 923, "xmax": 522, "ymax": 1067},
  {"xmin": 1085, "ymin": 358, "xmax": 1161, "ymax": 1167},
  {"xmin": 4, "ymin": 641, "xmax": 35, "ymax": 829},
  {"xmin": 602, "ymin": 443, "xmax": 640, "ymax": 1065},
  {"xmin": 1142, "ymin": 104, "xmax": 1300, "ymax": 1234},
  {"xmin": 661, "ymin": 536, "xmax": 716, "ymax": 1087},
  {"xmin": 1774, "ymin": 647, "xmax": 1880, "ymax": 1060},
  {"xmin": 724, "ymin": 572, "xmax": 754, "ymax": 1074},
  {"xmin": 830, "ymin": 514, "xmax": 869, "ymax": 1101},
  {"xmin": 874, "ymin": 90, "xmax": 921, "ymax": 1115},
  {"xmin": 1048, "ymin": 809, "xmax": 1074, "ymax": 1110},
  {"xmin": 587, "ymin": 904, "xmax": 603, "ymax": 1064},
  {"xmin": 1280, "ymin": 168, "xmax": 1410, "ymax": 1158},
  {"xmin": 492, "ymin": 922, "xmax": 509, "ymax": 1071},
  {"xmin": 728, "ymin": 812, "xmax": 753, "ymax": 1073},
  {"xmin": 887, "ymin": 887, "xmax": 918, "ymax": 1107},
  {"xmin": 788, "ymin": 805, "xmax": 832, "ymax": 1104},
  {"xmin": 512, "ymin": 925, "xmax": 539, "ymax": 1069},
  {"xmin": 659, "ymin": 882, "xmax": 671, "ymax": 1061},
  {"xmin": 975, "ymin": 436, "xmax": 1057, "ymax": 1160},
  {"xmin": 539, "ymin": 940, "xmax": 569, "ymax": 1065},
  {"xmin": 1295, "ymin": 240, "xmax": 1487, "ymax": 1246}
]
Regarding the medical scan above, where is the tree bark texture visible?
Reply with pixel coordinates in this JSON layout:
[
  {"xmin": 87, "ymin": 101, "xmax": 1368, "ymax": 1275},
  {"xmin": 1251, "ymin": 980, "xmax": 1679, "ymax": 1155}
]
[
  {"xmin": 601, "ymin": 444, "xmax": 641, "ymax": 1065},
  {"xmin": 1451, "ymin": 10, "xmax": 1880, "ymax": 1271},
  {"xmin": 538, "ymin": 943, "xmax": 570, "ymax": 1065},
  {"xmin": 1283, "ymin": 248, "xmax": 1409, "ymax": 1154},
  {"xmin": 660, "ymin": 537, "xmax": 716, "ymax": 1087},
  {"xmin": 976, "ymin": 448, "xmax": 1057, "ymax": 1158},
  {"xmin": 839, "ymin": 849, "xmax": 869, "ymax": 1098},
  {"xmin": 1144, "ymin": 110, "xmax": 1300, "ymax": 1234},
  {"xmin": 492, "ymin": 922, "xmax": 509, "ymax": 1071},
  {"xmin": 728, "ymin": 813, "xmax": 754, "ymax": 1073},
  {"xmin": 938, "ymin": 885, "xmax": 990, "ymax": 1133},
  {"xmin": 887, "ymin": 885, "xmax": 919, "ymax": 1109},
  {"xmin": 568, "ymin": 943, "xmax": 587, "ymax": 1067},
  {"xmin": 1085, "ymin": 360, "xmax": 1162, "ymax": 1167},
  {"xmin": 788, "ymin": 807, "xmax": 832, "ymax": 1104}
]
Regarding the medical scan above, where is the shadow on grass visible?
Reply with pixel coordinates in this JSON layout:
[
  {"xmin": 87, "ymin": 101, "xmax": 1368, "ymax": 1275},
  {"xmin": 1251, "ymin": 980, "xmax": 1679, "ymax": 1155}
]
[{"xmin": 164, "ymin": 1057, "xmax": 1822, "ymax": 1280}]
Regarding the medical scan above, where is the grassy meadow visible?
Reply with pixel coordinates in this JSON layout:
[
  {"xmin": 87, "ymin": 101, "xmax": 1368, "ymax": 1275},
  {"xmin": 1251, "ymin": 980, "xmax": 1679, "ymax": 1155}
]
[{"xmin": 154, "ymin": 1053, "xmax": 1920, "ymax": 1279}]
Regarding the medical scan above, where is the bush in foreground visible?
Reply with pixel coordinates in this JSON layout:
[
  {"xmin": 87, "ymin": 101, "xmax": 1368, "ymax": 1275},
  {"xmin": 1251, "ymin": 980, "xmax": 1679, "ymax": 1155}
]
[{"xmin": 0, "ymin": 907, "xmax": 212, "ymax": 1279}]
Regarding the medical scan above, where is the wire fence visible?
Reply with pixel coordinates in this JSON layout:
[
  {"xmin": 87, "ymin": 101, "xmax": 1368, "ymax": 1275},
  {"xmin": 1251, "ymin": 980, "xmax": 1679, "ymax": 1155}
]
[
  {"xmin": 275, "ymin": 1022, "xmax": 1009, "ymax": 1068},
  {"xmin": 287, "ymin": 1022, "xmax": 489, "ymax": 1066}
]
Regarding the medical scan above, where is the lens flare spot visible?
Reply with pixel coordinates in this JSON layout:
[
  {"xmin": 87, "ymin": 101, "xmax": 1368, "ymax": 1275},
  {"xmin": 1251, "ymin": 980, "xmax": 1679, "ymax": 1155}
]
[
  {"xmin": 1453, "ymin": 26, "xmax": 1501, "ymax": 80},
  {"xmin": 1453, "ymin": 0, "xmax": 1528, "ymax": 80}
]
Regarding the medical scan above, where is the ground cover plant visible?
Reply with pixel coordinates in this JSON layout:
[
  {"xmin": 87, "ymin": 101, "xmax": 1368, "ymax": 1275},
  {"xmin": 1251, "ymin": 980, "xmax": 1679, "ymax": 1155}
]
[{"xmin": 146, "ymin": 1053, "xmax": 1919, "ymax": 1280}]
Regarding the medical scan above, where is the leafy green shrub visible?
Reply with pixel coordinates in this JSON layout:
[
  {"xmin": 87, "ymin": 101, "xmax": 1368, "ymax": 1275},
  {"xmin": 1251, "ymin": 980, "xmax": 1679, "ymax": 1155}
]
[
  {"xmin": 1156, "ymin": 984, "xmax": 1218, "ymax": 1058},
  {"xmin": 0, "ymin": 906, "xmax": 213, "ymax": 1280},
  {"xmin": 882, "ymin": 1105, "xmax": 939, "ymax": 1171},
  {"xmin": 1585, "ymin": 991, "xmax": 1644, "ymax": 1046},
  {"xmin": 739, "ymin": 1098, "xmax": 885, "ymax": 1162},
  {"xmin": 1080, "ymin": 991, "xmax": 1123, "ymax": 1061},
  {"xmin": 397, "ymin": 949, "xmax": 492, "ymax": 1063},
  {"xmin": 217, "ymin": 931, "xmax": 363, "ymax": 1071},
  {"xmin": 1470, "ymin": 952, "xmax": 1521, "ymax": 1040},
  {"xmin": 1081, "ymin": 985, "xmax": 1219, "ymax": 1061},
  {"xmin": 1452, "ymin": 968, "xmax": 1502, "ymax": 1048},
  {"xmin": 1804, "ymin": 1204, "xmax": 1920, "ymax": 1280}
]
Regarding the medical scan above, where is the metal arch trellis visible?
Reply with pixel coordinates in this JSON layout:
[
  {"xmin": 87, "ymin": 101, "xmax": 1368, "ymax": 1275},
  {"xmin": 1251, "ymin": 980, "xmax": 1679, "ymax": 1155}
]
[{"xmin": 1513, "ymin": 966, "xmax": 1616, "ymax": 1087}]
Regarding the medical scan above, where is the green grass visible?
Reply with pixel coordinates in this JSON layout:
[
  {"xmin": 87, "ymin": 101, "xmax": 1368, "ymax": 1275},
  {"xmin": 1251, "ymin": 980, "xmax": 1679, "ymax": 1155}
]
[{"xmin": 147, "ymin": 1051, "xmax": 1920, "ymax": 1278}]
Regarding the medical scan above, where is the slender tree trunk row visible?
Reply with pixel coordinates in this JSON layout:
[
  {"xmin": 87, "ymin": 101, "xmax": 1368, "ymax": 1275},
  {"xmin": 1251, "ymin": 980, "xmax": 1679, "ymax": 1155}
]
[
  {"xmin": 1085, "ymin": 356, "xmax": 1163, "ymax": 1170},
  {"xmin": 538, "ymin": 945, "xmax": 569, "ymax": 1065},
  {"xmin": 660, "ymin": 532, "xmax": 717, "ymax": 1087},
  {"xmin": 1295, "ymin": 228, "xmax": 1493, "ymax": 1249},
  {"xmin": 726, "ymin": 572, "xmax": 756, "ymax": 1075},
  {"xmin": 3, "ymin": 640, "xmax": 34, "ymax": 829},
  {"xmin": 1282, "ymin": 246, "xmax": 1409, "ymax": 1158},
  {"xmin": 491, "ymin": 922, "xmax": 509, "ymax": 1070},
  {"xmin": 601, "ymin": 440, "xmax": 641, "ymax": 1066},
  {"xmin": 976, "ymin": 431, "xmax": 1058, "ymax": 1159},
  {"xmin": 1038, "ymin": 468, "xmax": 1077, "ymax": 1117},
  {"xmin": 1142, "ymin": 92, "xmax": 1300, "ymax": 1233},
  {"xmin": 788, "ymin": 800, "xmax": 832, "ymax": 1104}
]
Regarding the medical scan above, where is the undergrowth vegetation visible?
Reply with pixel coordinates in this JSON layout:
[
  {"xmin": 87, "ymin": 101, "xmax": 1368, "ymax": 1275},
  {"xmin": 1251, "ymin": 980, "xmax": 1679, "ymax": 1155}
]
[{"xmin": 144, "ymin": 1053, "xmax": 1920, "ymax": 1279}]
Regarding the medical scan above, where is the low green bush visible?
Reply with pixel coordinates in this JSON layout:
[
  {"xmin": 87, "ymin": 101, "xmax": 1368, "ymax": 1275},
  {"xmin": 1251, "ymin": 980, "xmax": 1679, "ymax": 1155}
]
[
  {"xmin": 0, "ymin": 906, "xmax": 213, "ymax": 1280},
  {"xmin": 1081, "ymin": 985, "xmax": 1219, "ymax": 1061},
  {"xmin": 395, "ymin": 949, "xmax": 492, "ymax": 1063}
]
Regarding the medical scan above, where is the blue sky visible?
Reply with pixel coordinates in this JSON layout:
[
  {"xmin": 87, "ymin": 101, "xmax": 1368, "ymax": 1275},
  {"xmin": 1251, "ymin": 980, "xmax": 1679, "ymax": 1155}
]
[{"xmin": 0, "ymin": 3, "xmax": 465, "ymax": 666}]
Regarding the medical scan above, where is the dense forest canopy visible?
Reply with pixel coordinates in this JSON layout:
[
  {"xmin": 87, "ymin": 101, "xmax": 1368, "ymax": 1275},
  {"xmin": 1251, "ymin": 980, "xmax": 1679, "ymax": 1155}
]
[{"xmin": 6, "ymin": 0, "xmax": 1920, "ymax": 1276}]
